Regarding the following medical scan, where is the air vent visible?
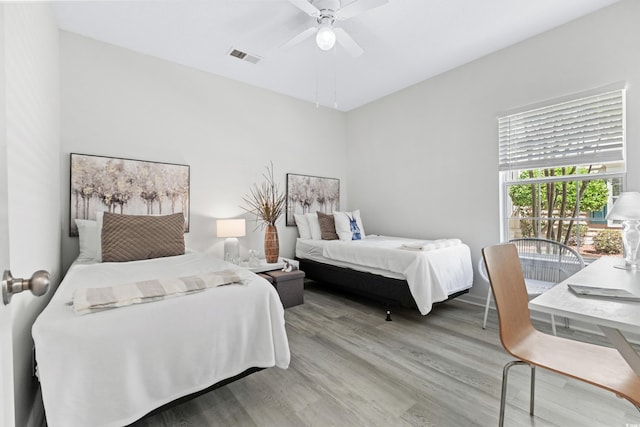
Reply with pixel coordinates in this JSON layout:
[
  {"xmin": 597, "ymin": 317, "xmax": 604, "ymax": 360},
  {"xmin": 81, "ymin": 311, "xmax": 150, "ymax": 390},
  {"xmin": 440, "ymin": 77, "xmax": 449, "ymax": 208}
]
[{"xmin": 228, "ymin": 48, "xmax": 262, "ymax": 64}]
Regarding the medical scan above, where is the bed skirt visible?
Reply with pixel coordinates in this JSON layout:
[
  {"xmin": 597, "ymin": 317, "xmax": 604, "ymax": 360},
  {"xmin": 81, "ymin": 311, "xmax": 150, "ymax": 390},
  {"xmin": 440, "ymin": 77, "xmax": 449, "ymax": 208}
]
[{"xmin": 297, "ymin": 258, "xmax": 468, "ymax": 310}]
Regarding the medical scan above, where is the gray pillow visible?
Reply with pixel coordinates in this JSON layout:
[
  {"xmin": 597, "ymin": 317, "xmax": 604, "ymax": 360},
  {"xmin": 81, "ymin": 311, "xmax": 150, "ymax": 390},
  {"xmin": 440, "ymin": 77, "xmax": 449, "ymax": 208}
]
[
  {"xmin": 101, "ymin": 212, "xmax": 185, "ymax": 262},
  {"xmin": 317, "ymin": 212, "xmax": 338, "ymax": 240}
]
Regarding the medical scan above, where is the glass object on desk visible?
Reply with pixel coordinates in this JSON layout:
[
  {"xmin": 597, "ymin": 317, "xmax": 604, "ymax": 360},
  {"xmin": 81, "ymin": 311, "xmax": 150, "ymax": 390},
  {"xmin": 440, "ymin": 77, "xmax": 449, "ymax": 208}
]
[
  {"xmin": 606, "ymin": 192, "xmax": 640, "ymax": 270},
  {"xmin": 248, "ymin": 250, "xmax": 260, "ymax": 268},
  {"xmin": 621, "ymin": 220, "xmax": 640, "ymax": 270}
]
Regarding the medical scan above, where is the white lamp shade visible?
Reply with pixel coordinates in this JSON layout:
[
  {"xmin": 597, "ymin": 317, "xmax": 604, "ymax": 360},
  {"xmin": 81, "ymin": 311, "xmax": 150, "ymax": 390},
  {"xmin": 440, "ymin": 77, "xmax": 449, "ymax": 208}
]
[
  {"xmin": 216, "ymin": 219, "xmax": 246, "ymax": 238},
  {"xmin": 316, "ymin": 25, "xmax": 336, "ymax": 51},
  {"xmin": 606, "ymin": 192, "xmax": 640, "ymax": 221}
]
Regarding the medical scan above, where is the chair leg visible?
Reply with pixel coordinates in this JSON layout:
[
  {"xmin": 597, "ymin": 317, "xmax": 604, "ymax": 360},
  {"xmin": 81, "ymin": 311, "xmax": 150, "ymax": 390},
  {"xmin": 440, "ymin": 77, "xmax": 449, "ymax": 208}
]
[
  {"xmin": 483, "ymin": 287, "xmax": 492, "ymax": 329},
  {"xmin": 550, "ymin": 314, "xmax": 557, "ymax": 336},
  {"xmin": 500, "ymin": 361, "xmax": 535, "ymax": 427},
  {"xmin": 530, "ymin": 365, "xmax": 535, "ymax": 416}
]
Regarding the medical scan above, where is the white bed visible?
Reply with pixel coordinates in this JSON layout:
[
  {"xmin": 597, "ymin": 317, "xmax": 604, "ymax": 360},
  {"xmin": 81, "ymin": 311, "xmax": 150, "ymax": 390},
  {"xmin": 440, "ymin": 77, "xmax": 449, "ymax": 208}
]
[
  {"xmin": 296, "ymin": 235, "xmax": 473, "ymax": 315},
  {"xmin": 32, "ymin": 251, "xmax": 290, "ymax": 427}
]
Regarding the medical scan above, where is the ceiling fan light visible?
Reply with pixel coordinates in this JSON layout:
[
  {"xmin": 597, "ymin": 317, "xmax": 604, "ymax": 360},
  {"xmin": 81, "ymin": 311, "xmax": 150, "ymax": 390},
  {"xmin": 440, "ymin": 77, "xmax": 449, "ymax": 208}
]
[{"xmin": 316, "ymin": 26, "xmax": 336, "ymax": 50}]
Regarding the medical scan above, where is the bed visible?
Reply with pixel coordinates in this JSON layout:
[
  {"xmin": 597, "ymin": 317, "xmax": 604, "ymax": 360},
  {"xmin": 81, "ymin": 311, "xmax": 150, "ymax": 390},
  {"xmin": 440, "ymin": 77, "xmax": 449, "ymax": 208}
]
[
  {"xmin": 293, "ymin": 210, "xmax": 473, "ymax": 315},
  {"xmin": 32, "ymin": 213, "xmax": 290, "ymax": 427},
  {"xmin": 296, "ymin": 236, "xmax": 473, "ymax": 315}
]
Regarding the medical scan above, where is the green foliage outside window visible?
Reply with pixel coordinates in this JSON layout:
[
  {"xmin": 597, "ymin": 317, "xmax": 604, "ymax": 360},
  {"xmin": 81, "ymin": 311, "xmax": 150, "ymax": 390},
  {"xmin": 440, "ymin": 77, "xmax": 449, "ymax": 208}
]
[
  {"xmin": 566, "ymin": 224, "xmax": 588, "ymax": 246},
  {"xmin": 593, "ymin": 229, "xmax": 623, "ymax": 254},
  {"xmin": 508, "ymin": 166, "xmax": 609, "ymax": 245}
]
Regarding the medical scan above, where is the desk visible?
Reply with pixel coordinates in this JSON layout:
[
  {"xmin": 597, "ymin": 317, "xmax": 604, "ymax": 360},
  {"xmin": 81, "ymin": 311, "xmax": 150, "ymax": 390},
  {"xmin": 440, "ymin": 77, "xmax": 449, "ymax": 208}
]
[{"xmin": 529, "ymin": 256, "xmax": 640, "ymax": 375}]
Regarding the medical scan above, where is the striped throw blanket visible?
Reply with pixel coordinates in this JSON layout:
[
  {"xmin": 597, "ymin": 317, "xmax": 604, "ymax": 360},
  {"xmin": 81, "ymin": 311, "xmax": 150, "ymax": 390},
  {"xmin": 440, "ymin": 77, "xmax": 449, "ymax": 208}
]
[{"xmin": 72, "ymin": 270, "xmax": 244, "ymax": 315}]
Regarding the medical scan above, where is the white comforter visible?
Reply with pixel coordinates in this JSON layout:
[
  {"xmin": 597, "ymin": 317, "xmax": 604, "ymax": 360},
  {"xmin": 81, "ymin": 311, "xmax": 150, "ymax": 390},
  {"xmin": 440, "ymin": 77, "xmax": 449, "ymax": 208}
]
[
  {"xmin": 321, "ymin": 236, "xmax": 473, "ymax": 314},
  {"xmin": 32, "ymin": 252, "xmax": 290, "ymax": 427}
]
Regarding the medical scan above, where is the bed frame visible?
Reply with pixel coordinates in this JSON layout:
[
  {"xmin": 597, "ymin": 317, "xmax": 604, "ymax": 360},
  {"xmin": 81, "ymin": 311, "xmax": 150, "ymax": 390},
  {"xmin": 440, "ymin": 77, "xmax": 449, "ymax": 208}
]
[
  {"xmin": 130, "ymin": 367, "xmax": 264, "ymax": 425},
  {"xmin": 297, "ymin": 258, "xmax": 468, "ymax": 319}
]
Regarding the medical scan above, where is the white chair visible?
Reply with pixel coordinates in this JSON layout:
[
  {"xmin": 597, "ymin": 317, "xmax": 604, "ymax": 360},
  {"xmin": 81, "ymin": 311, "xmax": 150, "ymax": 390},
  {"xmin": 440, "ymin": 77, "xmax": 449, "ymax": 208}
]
[{"xmin": 481, "ymin": 238, "xmax": 585, "ymax": 335}]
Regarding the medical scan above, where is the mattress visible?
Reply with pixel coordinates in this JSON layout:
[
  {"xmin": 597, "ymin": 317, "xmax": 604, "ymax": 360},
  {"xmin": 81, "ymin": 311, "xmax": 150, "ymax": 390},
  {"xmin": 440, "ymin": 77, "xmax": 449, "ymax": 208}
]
[
  {"xmin": 296, "ymin": 235, "xmax": 473, "ymax": 314},
  {"xmin": 32, "ymin": 251, "xmax": 290, "ymax": 427},
  {"xmin": 296, "ymin": 238, "xmax": 406, "ymax": 280}
]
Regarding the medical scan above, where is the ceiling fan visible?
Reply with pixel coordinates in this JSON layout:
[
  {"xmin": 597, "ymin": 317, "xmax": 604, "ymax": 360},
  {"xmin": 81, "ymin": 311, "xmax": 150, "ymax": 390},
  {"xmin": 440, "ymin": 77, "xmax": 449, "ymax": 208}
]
[{"xmin": 282, "ymin": 0, "xmax": 388, "ymax": 57}]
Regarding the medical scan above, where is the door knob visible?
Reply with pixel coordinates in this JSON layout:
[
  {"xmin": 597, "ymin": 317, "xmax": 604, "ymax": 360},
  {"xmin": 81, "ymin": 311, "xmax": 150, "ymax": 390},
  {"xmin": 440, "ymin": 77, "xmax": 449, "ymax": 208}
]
[{"xmin": 2, "ymin": 270, "xmax": 50, "ymax": 305}]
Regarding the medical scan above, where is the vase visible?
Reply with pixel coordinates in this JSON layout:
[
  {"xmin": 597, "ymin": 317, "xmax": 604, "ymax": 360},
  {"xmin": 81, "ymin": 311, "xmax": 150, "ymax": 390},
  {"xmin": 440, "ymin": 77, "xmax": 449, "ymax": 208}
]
[{"xmin": 264, "ymin": 224, "xmax": 279, "ymax": 263}]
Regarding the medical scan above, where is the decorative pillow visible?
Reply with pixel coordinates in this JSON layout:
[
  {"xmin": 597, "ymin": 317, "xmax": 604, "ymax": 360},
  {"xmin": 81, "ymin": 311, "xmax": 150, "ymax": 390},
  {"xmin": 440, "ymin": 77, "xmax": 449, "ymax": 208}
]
[
  {"xmin": 305, "ymin": 212, "xmax": 322, "ymax": 240},
  {"xmin": 101, "ymin": 212, "xmax": 186, "ymax": 262},
  {"xmin": 317, "ymin": 212, "xmax": 339, "ymax": 240},
  {"xmin": 96, "ymin": 211, "xmax": 105, "ymax": 262},
  {"xmin": 75, "ymin": 219, "xmax": 98, "ymax": 261},
  {"xmin": 334, "ymin": 210, "xmax": 366, "ymax": 241},
  {"xmin": 294, "ymin": 213, "xmax": 312, "ymax": 240}
]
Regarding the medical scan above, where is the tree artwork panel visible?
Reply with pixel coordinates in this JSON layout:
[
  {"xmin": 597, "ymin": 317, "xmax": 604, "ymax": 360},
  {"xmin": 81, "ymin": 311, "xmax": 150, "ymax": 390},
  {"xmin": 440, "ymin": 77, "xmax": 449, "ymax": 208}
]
[
  {"xmin": 286, "ymin": 173, "xmax": 340, "ymax": 226},
  {"xmin": 70, "ymin": 153, "xmax": 190, "ymax": 236}
]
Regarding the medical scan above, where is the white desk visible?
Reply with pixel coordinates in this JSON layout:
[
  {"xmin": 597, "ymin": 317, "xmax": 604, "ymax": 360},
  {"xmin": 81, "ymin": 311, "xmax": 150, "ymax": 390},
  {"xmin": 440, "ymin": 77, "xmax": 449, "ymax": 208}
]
[{"xmin": 529, "ymin": 256, "xmax": 640, "ymax": 375}]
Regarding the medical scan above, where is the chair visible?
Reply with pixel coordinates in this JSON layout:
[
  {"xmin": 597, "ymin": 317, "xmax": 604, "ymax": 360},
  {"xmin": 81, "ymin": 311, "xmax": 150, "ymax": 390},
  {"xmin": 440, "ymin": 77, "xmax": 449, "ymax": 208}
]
[
  {"xmin": 482, "ymin": 238, "xmax": 585, "ymax": 335},
  {"xmin": 482, "ymin": 243, "xmax": 640, "ymax": 426}
]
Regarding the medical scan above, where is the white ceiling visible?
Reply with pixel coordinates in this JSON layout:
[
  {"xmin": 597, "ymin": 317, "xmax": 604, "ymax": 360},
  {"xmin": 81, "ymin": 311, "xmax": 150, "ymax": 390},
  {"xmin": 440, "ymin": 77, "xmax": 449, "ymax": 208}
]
[{"xmin": 53, "ymin": 0, "xmax": 621, "ymax": 111}]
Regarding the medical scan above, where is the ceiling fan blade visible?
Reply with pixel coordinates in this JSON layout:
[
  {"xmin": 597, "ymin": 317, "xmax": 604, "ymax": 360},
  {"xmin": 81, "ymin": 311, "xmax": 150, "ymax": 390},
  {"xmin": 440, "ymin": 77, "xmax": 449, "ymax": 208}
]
[
  {"xmin": 281, "ymin": 26, "xmax": 318, "ymax": 50},
  {"xmin": 287, "ymin": 0, "xmax": 320, "ymax": 17},
  {"xmin": 336, "ymin": 0, "xmax": 388, "ymax": 20},
  {"xmin": 334, "ymin": 27, "xmax": 364, "ymax": 57}
]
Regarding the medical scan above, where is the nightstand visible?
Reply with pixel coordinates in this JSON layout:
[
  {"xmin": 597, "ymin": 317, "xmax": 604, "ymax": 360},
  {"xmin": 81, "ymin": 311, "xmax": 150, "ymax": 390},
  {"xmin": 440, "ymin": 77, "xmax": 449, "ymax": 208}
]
[
  {"xmin": 241, "ymin": 259, "xmax": 284, "ymax": 273},
  {"xmin": 265, "ymin": 270, "xmax": 305, "ymax": 309}
]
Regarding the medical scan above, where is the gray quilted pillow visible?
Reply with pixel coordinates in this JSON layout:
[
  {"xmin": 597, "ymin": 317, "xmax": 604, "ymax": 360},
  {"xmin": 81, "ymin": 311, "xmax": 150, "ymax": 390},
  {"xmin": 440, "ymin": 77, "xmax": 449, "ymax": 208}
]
[
  {"xmin": 317, "ymin": 212, "xmax": 338, "ymax": 240},
  {"xmin": 101, "ymin": 212, "xmax": 185, "ymax": 262}
]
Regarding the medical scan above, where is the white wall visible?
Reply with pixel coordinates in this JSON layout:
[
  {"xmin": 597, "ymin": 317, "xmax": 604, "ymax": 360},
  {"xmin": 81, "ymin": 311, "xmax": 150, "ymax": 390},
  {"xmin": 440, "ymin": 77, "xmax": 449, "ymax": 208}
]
[
  {"xmin": 59, "ymin": 1, "xmax": 640, "ymax": 303},
  {"xmin": 346, "ymin": 0, "xmax": 640, "ymax": 305},
  {"xmin": 3, "ymin": 4, "xmax": 61, "ymax": 426},
  {"xmin": 60, "ymin": 32, "xmax": 348, "ymax": 271}
]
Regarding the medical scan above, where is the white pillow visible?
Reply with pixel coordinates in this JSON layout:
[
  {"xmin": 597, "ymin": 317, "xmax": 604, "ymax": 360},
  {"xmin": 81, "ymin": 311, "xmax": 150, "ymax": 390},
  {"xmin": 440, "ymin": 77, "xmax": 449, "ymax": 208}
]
[
  {"xmin": 336, "ymin": 230, "xmax": 353, "ymax": 241},
  {"xmin": 334, "ymin": 210, "xmax": 366, "ymax": 241},
  {"xmin": 75, "ymin": 219, "xmax": 98, "ymax": 261},
  {"xmin": 351, "ymin": 210, "xmax": 366, "ymax": 238},
  {"xmin": 333, "ymin": 212, "xmax": 350, "ymax": 240},
  {"xmin": 305, "ymin": 212, "xmax": 322, "ymax": 240},
  {"xmin": 294, "ymin": 213, "xmax": 312, "ymax": 240},
  {"xmin": 95, "ymin": 211, "xmax": 104, "ymax": 262}
]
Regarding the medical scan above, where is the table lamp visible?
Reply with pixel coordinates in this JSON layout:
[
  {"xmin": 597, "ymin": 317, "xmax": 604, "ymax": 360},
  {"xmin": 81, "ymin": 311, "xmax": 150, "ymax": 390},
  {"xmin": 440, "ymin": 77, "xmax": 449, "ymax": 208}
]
[
  {"xmin": 606, "ymin": 192, "xmax": 640, "ymax": 270},
  {"xmin": 216, "ymin": 219, "xmax": 246, "ymax": 263}
]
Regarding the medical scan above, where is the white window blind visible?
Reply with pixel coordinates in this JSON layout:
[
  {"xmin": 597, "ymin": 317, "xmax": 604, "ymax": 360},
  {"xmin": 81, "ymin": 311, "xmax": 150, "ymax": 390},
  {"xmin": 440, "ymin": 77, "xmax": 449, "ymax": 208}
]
[{"xmin": 498, "ymin": 89, "xmax": 625, "ymax": 172}]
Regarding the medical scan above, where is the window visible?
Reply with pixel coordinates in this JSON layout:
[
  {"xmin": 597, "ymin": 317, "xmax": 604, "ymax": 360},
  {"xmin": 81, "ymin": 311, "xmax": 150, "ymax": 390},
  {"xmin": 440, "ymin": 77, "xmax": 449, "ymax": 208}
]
[{"xmin": 499, "ymin": 85, "xmax": 626, "ymax": 261}]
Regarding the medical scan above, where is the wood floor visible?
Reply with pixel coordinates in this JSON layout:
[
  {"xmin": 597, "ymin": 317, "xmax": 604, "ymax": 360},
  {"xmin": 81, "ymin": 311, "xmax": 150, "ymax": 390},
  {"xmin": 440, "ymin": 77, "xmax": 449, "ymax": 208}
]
[{"xmin": 132, "ymin": 281, "xmax": 639, "ymax": 427}]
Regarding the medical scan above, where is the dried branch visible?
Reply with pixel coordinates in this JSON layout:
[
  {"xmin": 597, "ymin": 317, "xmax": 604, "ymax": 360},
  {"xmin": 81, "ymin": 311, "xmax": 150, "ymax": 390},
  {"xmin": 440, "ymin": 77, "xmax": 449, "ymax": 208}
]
[{"xmin": 242, "ymin": 162, "xmax": 286, "ymax": 229}]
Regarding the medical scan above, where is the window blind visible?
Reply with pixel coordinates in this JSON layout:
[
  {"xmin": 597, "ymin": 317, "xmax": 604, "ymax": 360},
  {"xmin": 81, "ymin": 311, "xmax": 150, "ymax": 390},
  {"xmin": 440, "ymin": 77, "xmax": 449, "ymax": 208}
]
[{"xmin": 498, "ymin": 89, "xmax": 625, "ymax": 172}]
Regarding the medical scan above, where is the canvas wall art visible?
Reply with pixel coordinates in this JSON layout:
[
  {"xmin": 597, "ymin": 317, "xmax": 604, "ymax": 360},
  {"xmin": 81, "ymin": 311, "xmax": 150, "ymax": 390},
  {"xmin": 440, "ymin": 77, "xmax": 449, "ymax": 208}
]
[
  {"xmin": 69, "ymin": 153, "xmax": 190, "ymax": 236},
  {"xmin": 286, "ymin": 173, "xmax": 340, "ymax": 226}
]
